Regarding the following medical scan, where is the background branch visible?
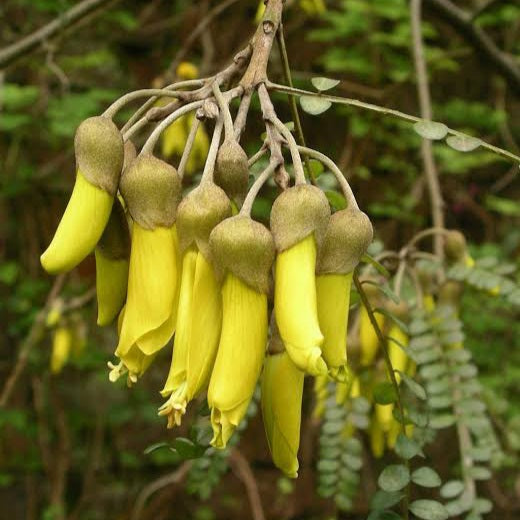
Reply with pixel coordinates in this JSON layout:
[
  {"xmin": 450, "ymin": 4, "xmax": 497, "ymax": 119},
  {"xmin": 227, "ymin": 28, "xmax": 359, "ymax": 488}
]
[
  {"xmin": 423, "ymin": 0, "xmax": 520, "ymax": 96},
  {"xmin": 0, "ymin": 0, "xmax": 121, "ymax": 69}
]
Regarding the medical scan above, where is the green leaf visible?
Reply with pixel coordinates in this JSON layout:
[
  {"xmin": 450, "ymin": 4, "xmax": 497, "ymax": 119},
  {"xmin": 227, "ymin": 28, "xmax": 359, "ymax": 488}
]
[
  {"xmin": 324, "ymin": 190, "xmax": 347, "ymax": 210},
  {"xmin": 395, "ymin": 434, "xmax": 424, "ymax": 460},
  {"xmin": 363, "ymin": 279, "xmax": 400, "ymax": 304},
  {"xmin": 374, "ymin": 382, "xmax": 398, "ymax": 405},
  {"xmin": 446, "ymin": 134, "xmax": 482, "ymax": 152},
  {"xmin": 311, "ymin": 77, "xmax": 341, "ymax": 91},
  {"xmin": 411, "ymin": 467, "xmax": 442, "ymax": 487},
  {"xmin": 473, "ymin": 497, "xmax": 492, "ymax": 514},
  {"xmin": 300, "ymin": 95, "xmax": 332, "ymax": 115},
  {"xmin": 367, "ymin": 511, "xmax": 403, "ymax": 520},
  {"xmin": 371, "ymin": 490, "xmax": 404, "ymax": 510},
  {"xmin": 413, "ymin": 120, "xmax": 449, "ymax": 140},
  {"xmin": 469, "ymin": 466, "xmax": 491, "ymax": 480},
  {"xmin": 378, "ymin": 464, "xmax": 410, "ymax": 492},
  {"xmin": 361, "ymin": 253, "xmax": 391, "ymax": 278},
  {"xmin": 420, "ymin": 363, "xmax": 447, "ymax": 379},
  {"xmin": 399, "ymin": 372, "xmax": 427, "ymax": 400},
  {"xmin": 172, "ymin": 437, "xmax": 206, "ymax": 459},
  {"xmin": 143, "ymin": 442, "xmax": 172, "ymax": 455},
  {"xmin": 429, "ymin": 414, "xmax": 456, "ymax": 429},
  {"xmin": 440, "ymin": 480, "xmax": 465, "ymax": 499},
  {"xmin": 409, "ymin": 500, "xmax": 449, "ymax": 520},
  {"xmin": 374, "ymin": 307, "xmax": 408, "ymax": 334},
  {"xmin": 308, "ymin": 159, "xmax": 325, "ymax": 178}
]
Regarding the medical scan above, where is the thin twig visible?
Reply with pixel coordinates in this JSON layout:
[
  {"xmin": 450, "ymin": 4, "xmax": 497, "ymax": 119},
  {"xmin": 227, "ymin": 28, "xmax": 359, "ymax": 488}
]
[
  {"xmin": 0, "ymin": 0, "xmax": 121, "ymax": 69},
  {"xmin": 104, "ymin": 81, "xmax": 204, "ymax": 120},
  {"xmin": 200, "ymin": 116, "xmax": 224, "ymax": 185},
  {"xmin": 212, "ymin": 82, "xmax": 235, "ymax": 140},
  {"xmin": 136, "ymin": 100, "xmax": 205, "ymax": 154},
  {"xmin": 0, "ymin": 274, "xmax": 67, "ymax": 407},
  {"xmin": 248, "ymin": 145, "xmax": 268, "ymax": 167},
  {"xmin": 131, "ymin": 463, "xmax": 191, "ymax": 520},
  {"xmin": 353, "ymin": 272, "xmax": 410, "ymax": 520},
  {"xmin": 266, "ymin": 81, "xmax": 520, "ymax": 164},
  {"xmin": 423, "ymin": 0, "xmax": 520, "ymax": 96},
  {"xmin": 411, "ymin": 0, "xmax": 445, "ymax": 262},
  {"xmin": 229, "ymin": 449, "xmax": 266, "ymax": 520},
  {"xmin": 164, "ymin": 0, "xmax": 241, "ymax": 82},
  {"xmin": 296, "ymin": 145, "xmax": 359, "ymax": 209},
  {"xmin": 234, "ymin": 90, "xmax": 253, "ymax": 141},
  {"xmin": 276, "ymin": 21, "xmax": 314, "ymax": 183},
  {"xmin": 240, "ymin": 162, "xmax": 277, "ymax": 216},
  {"xmin": 177, "ymin": 117, "xmax": 201, "ymax": 180}
]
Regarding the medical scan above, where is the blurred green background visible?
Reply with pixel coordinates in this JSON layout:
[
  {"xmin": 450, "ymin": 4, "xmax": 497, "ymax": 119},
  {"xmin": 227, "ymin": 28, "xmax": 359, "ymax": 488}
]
[{"xmin": 1, "ymin": 1, "xmax": 519, "ymax": 519}]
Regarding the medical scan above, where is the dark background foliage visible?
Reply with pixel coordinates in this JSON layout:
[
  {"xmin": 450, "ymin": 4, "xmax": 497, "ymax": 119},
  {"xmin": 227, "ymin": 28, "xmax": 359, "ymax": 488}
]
[{"xmin": 0, "ymin": 1, "xmax": 519, "ymax": 519}]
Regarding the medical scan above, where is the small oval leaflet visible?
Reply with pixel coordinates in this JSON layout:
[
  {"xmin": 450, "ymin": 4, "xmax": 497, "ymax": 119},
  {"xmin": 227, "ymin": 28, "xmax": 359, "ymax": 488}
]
[
  {"xmin": 413, "ymin": 120, "xmax": 449, "ymax": 140},
  {"xmin": 378, "ymin": 464, "xmax": 410, "ymax": 492},
  {"xmin": 446, "ymin": 134, "xmax": 482, "ymax": 152},
  {"xmin": 311, "ymin": 77, "xmax": 341, "ymax": 91},
  {"xmin": 411, "ymin": 466, "xmax": 442, "ymax": 488},
  {"xmin": 300, "ymin": 95, "xmax": 332, "ymax": 115},
  {"xmin": 440, "ymin": 480, "xmax": 465, "ymax": 499},
  {"xmin": 409, "ymin": 499, "xmax": 449, "ymax": 520}
]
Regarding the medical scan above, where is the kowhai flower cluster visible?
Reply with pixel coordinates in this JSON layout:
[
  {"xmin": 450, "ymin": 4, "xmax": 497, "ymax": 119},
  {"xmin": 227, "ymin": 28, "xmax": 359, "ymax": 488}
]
[{"xmin": 41, "ymin": 86, "xmax": 372, "ymax": 479}]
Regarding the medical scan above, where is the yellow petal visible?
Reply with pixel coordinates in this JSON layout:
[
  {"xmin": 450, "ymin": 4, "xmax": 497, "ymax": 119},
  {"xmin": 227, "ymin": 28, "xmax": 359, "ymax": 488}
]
[
  {"xmin": 388, "ymin": 324, "xmax": 409, "ymax": 384},
  {"xmin": 423, "ymin": 294, "xmax": 436, "ymax": 312},
  {"xmin": 118, "ymin": 344, "xmax": 156, "ymax": 381},
  {"xmin": 95, "ymin": 251, "xmax": 128, "ymax": 326},
  {"xmin": 312, "ymin": 374, "xmax": 329, "ymax": 419},
  {"xmin": 375, "ymin": 403, "xmax": 394, "ymax": 433},
  {"xmin": 161, "ymin": 246, "xmax": 198, "ymax": 397},
  {"xmin": 208, "ymin": 274, "xmax": 267, "ymax": 448},
  {"xmin": 185, "ymin": 252, "xmax": 222, "ymax": 401},
  {"xmin": 116, "ymin": 224, "xmax": 179, "ymax": 357},
  {"xmin": 41, "ymin": 171, "xmax": 113, "ymax": 274},
  {"xmin": 261, "ymin": 352, "xmax": 304, "ymax": 478},
  {"xmin": 50, "ymin": 327, "xmax": 72, "ymax": 374},
  {"xmin": 370, "ymin": 413, "xmax": 385, "ymax": 458},
  {"xmin": 316, "ymin": 272, "xmax": 353, "ymax": 381},
  {"xmin": 275, "ymin": 235, "xmax": 326, "ymax": 375},
  {"xmin": 359, "ymin": 305, "xmax": 384, "ymax": 366}
]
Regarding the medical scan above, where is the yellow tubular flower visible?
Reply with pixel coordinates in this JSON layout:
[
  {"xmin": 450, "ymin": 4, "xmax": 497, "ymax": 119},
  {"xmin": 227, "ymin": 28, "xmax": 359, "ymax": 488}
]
[
  {"xmin": 316, "ymin": 208, "xmax": 373, "ymax": 379},
  {"xmin": 316, "ymin": 273, "xmax": 351, "ymax": 381},
  {"xmin": 270, "ymin": 185, "xmax": 331, "ymax": 375},
  {"xmin": 275, "ymin": 234, "xmax": 326, "ymax": 375},
  {"xmin": 95, "ymin": 199, "xmax": 130, "ymax": 326},
  {"xmin": 388, "ymin": 324, "xmax": 409, "ymax": 384},
  {"xmin": 261, "ymin": 352, "xmax": 304, "ymax": 478},
  {"xmin": 116, "ymin": 224, "xmax": 179, "ymax": 356},
  {"xmin": 161, "ymin": 247, "xmax": 198, "ymax": 397},
  {"xmin": 313, "ymin": 374, "xmax": 329, "ymax": 419},
  {"xmin": 208, "ymin": 216, "xmax": 275, "ymax": 448},
  {"xmin": 360, "ymin": 305, "xmax": 384, "ymax": 366},
  {"xmin": 50, "ymin": 326, "xmax": 73, "ymax": 374},
  {"xmin": 116, "ymin": 154, "xmax": 182, "ymax": 368},
  {"xmin": 159, "ymin": 183, "xmax": 231, "ymax": 427},
  {"xmin": 370, "ymin": 413, "xmax": 385, "ymax": 458},
  {"xmin": 42, "ymin": 173, "xmax": 114, "ymax": 274},
  {"xmin": 375, "ymin": 403, "xmax": 394, "ymax": 433},
  {"xmin": 41, "ymin": 116, "xmax": 124, "ymax": 274},
  {"xmin": 209, "ymin": 274, "xmax": 267, "ymax": 448}
]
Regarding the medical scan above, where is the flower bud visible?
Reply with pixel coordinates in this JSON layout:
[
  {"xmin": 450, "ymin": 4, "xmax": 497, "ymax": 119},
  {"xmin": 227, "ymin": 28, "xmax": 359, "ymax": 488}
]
[
  {"xmin": 261, "ymin": 352, "xmax": 304, "ymax": 478},
  {"xmin": 214, "ymin": 139, "xmax": 249, "ymax": 202},
  {"xmin": 74, "ymin": 116, "xmax": 124, "ymax": 196},
  {"xmin": 50, "ymin": 326, "xmax": 73, "ymax": 374},
  {"xmin": 95, "ymin": 199, "xmax": 130, "ymax": 326},
  {"xmin": 207, "ymin": 216, "xmax": 274, "ymax": 447},
  {"xmin": 270, "ymin": 185, "xmax": 330, "ymax": 253},
  {"xmin": 209, "ymin": 215, "xmax": 275, "ymax": 294},
  {"xmin": 120, "ymin": 154, "xmax": 181, "ymax": 230},
  {"xmin": 177, "ymin": 182, "xmax": 232, "ymax": 259},
  {"xmin": 316, "ymin": 208, "xmax": 373, "ymax": 275},
  {"xmin": 41, "ymin": 116, "xmax": 124, "ymax": 274},
  {"xmin": 444, "ymin": 230, "xmax": 474, "ymax": 267}
]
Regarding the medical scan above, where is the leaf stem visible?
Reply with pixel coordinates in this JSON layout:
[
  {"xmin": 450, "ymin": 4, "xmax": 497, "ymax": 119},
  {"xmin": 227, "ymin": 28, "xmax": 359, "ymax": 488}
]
[{"xmin": 267, "ymin": 81, "xmax": 520, "ymax": 165}]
